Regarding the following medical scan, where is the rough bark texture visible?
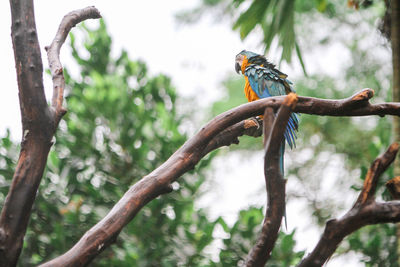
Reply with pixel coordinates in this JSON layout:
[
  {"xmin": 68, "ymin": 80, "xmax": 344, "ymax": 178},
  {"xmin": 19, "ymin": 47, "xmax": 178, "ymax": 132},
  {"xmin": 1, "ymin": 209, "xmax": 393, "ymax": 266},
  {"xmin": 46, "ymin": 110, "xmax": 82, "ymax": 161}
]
[
  {"xmin": 0, "ymin": 2, "xmax": 53, "ymax": 266},
  {"xmin": 0, "ymin": 3, "xmax": 100, "ymax": 267},
  {"xmin": 46, "ymin": 6, "xmax": 101, "ymax": 124},
  {"xmin": 392, "ymin": 0, "xmax": 400, "ymax": 177},
  {"xmin": 390, "ymin": 0, "xmax": 400, "ymax": 262},
  {"xmin": 244, "ymin": 94, "xmax": 298, "ymax": 266}
]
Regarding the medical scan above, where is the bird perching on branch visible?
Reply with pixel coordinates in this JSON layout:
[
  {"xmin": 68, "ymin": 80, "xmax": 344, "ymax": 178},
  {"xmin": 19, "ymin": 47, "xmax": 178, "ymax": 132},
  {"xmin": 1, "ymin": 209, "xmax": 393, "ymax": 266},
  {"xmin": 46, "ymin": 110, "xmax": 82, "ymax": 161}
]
[{"xmin": 235, "ymin": 50, "xmax": 299, "ymax": 175}]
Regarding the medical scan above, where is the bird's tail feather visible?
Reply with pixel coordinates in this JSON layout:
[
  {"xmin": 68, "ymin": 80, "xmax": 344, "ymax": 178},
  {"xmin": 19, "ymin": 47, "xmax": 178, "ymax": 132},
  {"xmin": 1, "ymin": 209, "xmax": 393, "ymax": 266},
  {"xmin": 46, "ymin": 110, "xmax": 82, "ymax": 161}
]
[
  {"xmin": 284, "ymin": 113, "xmax": 299, "ymax": 149},
  {"xmin": 279, "ymin": 142, "xmax": 288, "ymax": 229}
]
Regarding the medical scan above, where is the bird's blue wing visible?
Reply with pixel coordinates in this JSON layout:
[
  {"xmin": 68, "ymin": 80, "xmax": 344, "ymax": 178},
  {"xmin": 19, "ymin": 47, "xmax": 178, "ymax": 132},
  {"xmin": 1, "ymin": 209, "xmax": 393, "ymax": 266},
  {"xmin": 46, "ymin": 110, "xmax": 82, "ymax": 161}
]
[
  {"xmin": 245, "ymin": 64, "xmax": 294, "ymax": 97},
  {"xmin": 245, "ymin": 64, "xmax": 299, "ymax": 149}
]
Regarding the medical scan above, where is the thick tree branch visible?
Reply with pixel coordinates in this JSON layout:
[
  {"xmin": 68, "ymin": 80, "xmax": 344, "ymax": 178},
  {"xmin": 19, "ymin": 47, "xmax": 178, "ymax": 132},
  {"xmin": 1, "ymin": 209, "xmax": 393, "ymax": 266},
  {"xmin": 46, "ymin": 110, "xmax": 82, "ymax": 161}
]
[
  {"xmin": 298, "ymin": 143, "xmax": 400, "ymax": 267},
  {"xmin": 46, "ymin": 6, "xmax": 101, "ymax": 122},
  {"xmin": 295, "ymin": 89, "xmax": 399, "ymax": 116},
  {"xmin": 41, "ymin": 89, "xmax": 400, "ymax": 266},
  {"xmin": 245, "ymin": 93, "xmax": 298, "ymax": 266},
  {"xmin": 0, "ymin": 2, "xmax": 50, "ymax": 266},
  {"xmin": 201, "ymin": 118, "xmax": 262, "ymax": 156},
  {"xmin": 0, "ymin": 4, "xmax": 100, "ymax": 267}
]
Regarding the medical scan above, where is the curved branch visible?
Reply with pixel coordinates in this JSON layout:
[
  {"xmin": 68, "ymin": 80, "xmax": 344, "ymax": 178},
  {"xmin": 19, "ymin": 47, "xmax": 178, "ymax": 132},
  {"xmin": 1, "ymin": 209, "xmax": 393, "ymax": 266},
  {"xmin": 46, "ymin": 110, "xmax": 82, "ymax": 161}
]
[
  {"xmin": 201, "ymin": 118, "xmax": 262, "ymax": 156},
  {"xmin": 295, "ymin": 89, "xmax": 399, "ymax": 116},
  {"xmin": 356, "ymin": 143, "xmax": 399, "ymax": 204},
  {"xmin": 41, "ymin": 90, "xmax": 400, "ymax": 266},
  {"xmin": 46, "ymin": 6, "xmax": 101, "ymax": 122},
  {"xmin": 245, "ymin": 93, "xmax": 298, "ymax": 266},
  {"xmin": 298, "ymin": 143, "xmax": 400, "ymax": 267}
]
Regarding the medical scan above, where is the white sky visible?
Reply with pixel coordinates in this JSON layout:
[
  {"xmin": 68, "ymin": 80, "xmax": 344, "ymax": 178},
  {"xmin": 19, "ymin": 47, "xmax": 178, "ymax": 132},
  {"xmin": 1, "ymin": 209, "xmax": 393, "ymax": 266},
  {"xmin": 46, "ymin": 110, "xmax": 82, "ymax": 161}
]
[{"xmin": 0, "ymin": 1, "xmax": 368, "ymax": 266}]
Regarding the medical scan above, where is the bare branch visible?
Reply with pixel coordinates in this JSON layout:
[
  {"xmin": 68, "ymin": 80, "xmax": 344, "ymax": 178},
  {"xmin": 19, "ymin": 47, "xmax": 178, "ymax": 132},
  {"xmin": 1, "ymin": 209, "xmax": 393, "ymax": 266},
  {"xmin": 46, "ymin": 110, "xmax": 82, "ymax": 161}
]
[
  {"xmin": 46, "ymin": 6, "xmax": 101, "ymax": 122},
  {"xmin": 41, "ymin": 90, "xmax": 400, "ymax": 266},
  {"xmin": 0, "ymin": 2, "xmax": 51, "ymax": 266},
  {"xmin": 8, "ymin": 0, "xmax": 47, "ymax": 129},
  {"xmin": 298, "ymin": 143, "xmax": 400, "ymax": 267},
  {"xmin": 201, "ymin": 118, "xmax": 262, "ymax": 156},
  {"xmin": 356, "ymin": 143, "xmax": 399, "ymax": 205},
  {"xmin": 245, "ymin": 93, "xmax": 298, "ymax": 266},
  {"xmin": 263, "ymin": 107, "xmax": 275, "ymax": 146},
  {"xmin": 294, "ymin": 89, "xmax": 399, "ymax": 117}
]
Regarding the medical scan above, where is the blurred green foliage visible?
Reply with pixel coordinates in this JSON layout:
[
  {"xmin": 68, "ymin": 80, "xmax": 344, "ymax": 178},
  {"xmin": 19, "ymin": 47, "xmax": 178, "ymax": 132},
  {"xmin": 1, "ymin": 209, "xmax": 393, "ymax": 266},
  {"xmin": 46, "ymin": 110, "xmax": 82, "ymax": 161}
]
[
  {"xmin": 2, "ymin": 20, "xmax": 218, "ymax": 266},
  {"xmin": 344, "ymin": 224, "xmax": 399, "ymax": 266},
  {"xmin": 0, "ymin": 19, "xmax": 306, "ymax": 266},
  {"xmin": 212, "ymin": 207, "xmax": 304, "ymax": 266}
]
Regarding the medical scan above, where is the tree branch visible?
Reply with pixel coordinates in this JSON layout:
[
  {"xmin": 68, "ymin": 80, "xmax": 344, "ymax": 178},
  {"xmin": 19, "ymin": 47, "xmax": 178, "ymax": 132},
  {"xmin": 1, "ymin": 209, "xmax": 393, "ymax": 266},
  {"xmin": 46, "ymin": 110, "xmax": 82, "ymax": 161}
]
[
  {"xmin": 356, "ymin": 143, "xmax": 399, "ymax": 204},
  {"xmin": 46, "ymin": 6, "xmax": 101, "ymax": 122},
  {"xmin": 298, "ymin": 143, "xmax": 400, "ymax": 267},
  {"xmin": 201, "ymin": 118, "xmax": 262, "ymax": 156},
  {"xmin": 295, "ymin": 89, "xmax": 399, "ymax": 116},
  {"xmin": 41, "ymin": 89, "xmax": 400, "ymax": 266},
  {"xmin": 0, "ymin": 4, "xmax": 100, "ymax": 267},
  {"xmin": 0, "ymin": 2, "xmax": 51, "ymax": 266},
  {"xmin": 245, "ymin": 93, "xmax": 298, "ymax": 266}
]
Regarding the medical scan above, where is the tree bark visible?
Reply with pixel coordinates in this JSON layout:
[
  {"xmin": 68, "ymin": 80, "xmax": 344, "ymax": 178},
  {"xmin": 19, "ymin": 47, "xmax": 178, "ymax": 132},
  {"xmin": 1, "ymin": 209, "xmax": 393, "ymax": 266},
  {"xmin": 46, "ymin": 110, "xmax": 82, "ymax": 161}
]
[
  {"xmin": 0, "ymin": 2, "xmax": 52, "ymax": 266},
  {"xmin": 390, "ymin": 0, "xmax": 400, "ymax": 263},
  {"xmin": 245, "ymin": 94, "xmax": 298, "ymax": 266},
  {"xmin": 392, "ymin": 0, "xmax": 400, "ymax": 175}
]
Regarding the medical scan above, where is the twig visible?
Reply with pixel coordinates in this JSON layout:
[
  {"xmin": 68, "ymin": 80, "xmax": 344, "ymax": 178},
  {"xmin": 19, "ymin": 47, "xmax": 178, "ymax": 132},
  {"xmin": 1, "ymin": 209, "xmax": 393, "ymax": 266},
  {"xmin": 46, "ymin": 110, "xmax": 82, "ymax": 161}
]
[
  {"xmin": 41, "ymin": 90, "xmax": 400, "ymax": 266},
  {"xmin": 46, "ymin": 6, "xmax": 101, "ymax": 122},
  {"xmin": 298, "ymin": 143, "xmax": 400, "ymax": 267},
  {"xmin": 245, "ymin": 93, "xmax": 298, "ymax": 266}
]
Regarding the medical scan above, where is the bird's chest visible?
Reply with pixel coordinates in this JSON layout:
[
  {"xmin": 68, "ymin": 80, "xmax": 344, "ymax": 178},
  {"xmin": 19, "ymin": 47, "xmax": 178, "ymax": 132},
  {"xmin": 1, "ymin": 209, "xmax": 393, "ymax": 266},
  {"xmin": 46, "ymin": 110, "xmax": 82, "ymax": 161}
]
[{"xmin": 244, "ymin": 76, "xmax": 259, "ymax": 102}]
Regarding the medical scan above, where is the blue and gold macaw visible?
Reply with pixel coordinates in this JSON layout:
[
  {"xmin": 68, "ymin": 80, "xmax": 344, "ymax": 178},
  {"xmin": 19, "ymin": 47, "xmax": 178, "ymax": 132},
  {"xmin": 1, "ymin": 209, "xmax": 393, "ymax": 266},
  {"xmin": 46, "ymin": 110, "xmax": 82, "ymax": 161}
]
[{"xmin": 235, "ymin": 50, "xmax": 298, "ymax": 175}]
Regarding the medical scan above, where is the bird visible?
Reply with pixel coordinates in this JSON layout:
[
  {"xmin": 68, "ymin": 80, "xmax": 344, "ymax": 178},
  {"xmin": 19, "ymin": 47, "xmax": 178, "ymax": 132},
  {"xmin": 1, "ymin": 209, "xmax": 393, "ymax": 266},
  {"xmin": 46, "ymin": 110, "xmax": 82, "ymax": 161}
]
[{"xmin": 235, "ymin": 50, "xmax": 299, "ymax": 175}]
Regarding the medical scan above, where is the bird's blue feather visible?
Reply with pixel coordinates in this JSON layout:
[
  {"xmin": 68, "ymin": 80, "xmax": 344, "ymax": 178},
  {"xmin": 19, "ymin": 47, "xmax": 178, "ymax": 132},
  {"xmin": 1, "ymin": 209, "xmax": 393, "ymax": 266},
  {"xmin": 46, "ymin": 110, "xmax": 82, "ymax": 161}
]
[{"xmin": 244, "ymin": 64, "xmax": 299, "ymax": 151}]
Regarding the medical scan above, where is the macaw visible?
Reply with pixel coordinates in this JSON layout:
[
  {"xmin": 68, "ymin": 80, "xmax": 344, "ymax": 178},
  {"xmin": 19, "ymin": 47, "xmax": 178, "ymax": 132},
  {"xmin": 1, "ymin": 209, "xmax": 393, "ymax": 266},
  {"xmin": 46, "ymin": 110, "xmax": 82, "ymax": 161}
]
[{"xmin": 235, "ymin": 50, "xmax": 298, "ymax": 175}]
